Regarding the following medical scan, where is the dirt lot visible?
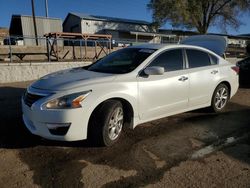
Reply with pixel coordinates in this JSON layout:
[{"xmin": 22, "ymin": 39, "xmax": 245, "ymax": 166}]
[{"xmin": 0, "ymin": 81, "xmax": 250, "ymax": 188}]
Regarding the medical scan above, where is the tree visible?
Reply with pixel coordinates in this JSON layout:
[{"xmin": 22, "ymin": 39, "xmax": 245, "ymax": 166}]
[{"xmin": 147, "ymin": 0, "xmax": 250, "ymax": 34}]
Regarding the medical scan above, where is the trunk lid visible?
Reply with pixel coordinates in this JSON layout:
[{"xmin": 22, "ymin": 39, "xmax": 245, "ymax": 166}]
[{"xmin": 180, "ymin": 35, "xmax": 228, "ymax": 57}]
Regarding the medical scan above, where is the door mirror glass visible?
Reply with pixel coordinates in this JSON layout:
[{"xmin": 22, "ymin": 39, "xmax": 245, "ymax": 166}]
[{"xmin": 144, "ymin": 66, "xmax": 164, "ymax": 75}]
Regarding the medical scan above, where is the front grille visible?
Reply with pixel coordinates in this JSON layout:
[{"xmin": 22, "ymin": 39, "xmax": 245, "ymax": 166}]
[{"xmin": 23, "ymin": 91, "xmax": 45, "ymax": 107}]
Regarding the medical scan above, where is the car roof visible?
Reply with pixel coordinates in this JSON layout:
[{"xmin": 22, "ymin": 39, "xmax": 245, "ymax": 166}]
[
  {"xmin": 128, "ymin": 43, "xmax": 221, "ymax": 57},
  {"xmin": 238, "ymin": 57, "xmax": 250, "ymax": 63},
  {"xmin": 128, "ymin": 43, "xmax": 204, "ymax": 51},
  {"xmin": 129, "ymin": 35, "xmax": 227, "ymax": 57},
  {"xmin": 129, "ymin": 43, "xmax": 168, "ymax": 50},
  {"xmin": 128, "ymin": 43, "xmax": 212, "ymax": 50}
]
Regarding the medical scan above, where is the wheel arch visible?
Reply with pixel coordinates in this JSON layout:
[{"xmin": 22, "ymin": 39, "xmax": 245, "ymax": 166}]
[
  {"xmin": 210, "ymin": 80, "xmax": 232, "ymax": 106},
  {"xmin": 210, "ymin": 80, "xmax": 231, "ymax": 112},
  {"xmin": 88, "ymin": 97, "xmax": 135, "ymax": 131},
  {"xmin": 216, "ymin": 80, "xmax": 231, "ymax": 97}
]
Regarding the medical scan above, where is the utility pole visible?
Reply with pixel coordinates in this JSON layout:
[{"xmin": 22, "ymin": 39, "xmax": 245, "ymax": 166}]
[
  {"xmin": 45, "ymin": 0, "xmax": 49, "ymax": 18},
  {"xmin": 31, "ymin": 0, "xmax": 38, "ymax": 45}
]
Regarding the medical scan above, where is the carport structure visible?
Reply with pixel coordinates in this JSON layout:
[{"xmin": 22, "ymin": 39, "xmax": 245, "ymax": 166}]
[{"xmin": 44, "ymin": 32, "xmax": 112, "ymax": 61}]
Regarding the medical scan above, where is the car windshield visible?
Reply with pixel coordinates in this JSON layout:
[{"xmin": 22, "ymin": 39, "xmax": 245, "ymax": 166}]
[{"xmin": 87, "ymin": 48, "xmax": 156, "ymax": 74}]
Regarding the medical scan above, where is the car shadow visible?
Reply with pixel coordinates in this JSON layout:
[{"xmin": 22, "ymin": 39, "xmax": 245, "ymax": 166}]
[
  {"xmin": 0, "ymin": 86, "xmax": 250, "ymax": 187},
  {"xmin": 0, "ymin": 86, "xmax": 35, "ymax": 148},
  {"xmin": 0, "ymin": 86, "xmax": 100, "ymax": 149}
]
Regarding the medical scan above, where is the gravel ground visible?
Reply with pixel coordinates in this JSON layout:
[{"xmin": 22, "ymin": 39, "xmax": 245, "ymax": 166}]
[{"xmin": 0, "ymin": 81, "xmax": 249, "ymax": 188}]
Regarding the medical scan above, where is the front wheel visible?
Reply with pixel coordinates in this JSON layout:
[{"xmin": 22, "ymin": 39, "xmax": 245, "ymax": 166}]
[
  {"xmin": 89, "ymin": 100, "xmax": 124, "ymax": 146},
  {"xmin": 210, "ymin": 83, "xmax": 229, "ymax": 113}
]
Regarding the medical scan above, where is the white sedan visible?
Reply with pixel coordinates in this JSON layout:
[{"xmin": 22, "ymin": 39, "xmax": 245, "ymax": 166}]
[{"xmin": 22, "ymin": 35, "xmax": 239, "ymax": 146}]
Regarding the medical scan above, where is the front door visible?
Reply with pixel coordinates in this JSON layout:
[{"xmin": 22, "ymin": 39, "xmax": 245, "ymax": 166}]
[{"xmin": 137, "ymin": 49, "xmax": 189, "ymax": 121}]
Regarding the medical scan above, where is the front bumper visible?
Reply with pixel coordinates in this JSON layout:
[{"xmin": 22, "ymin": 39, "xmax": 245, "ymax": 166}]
[{"xmin": 22, "ymin": 99, "xmax": 89, "ymax": 141}]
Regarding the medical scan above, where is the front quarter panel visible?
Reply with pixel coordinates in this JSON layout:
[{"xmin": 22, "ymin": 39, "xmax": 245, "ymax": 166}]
[
  {"xmin": 81, "ymin": 80, "xmax": 139, "ymax": 130},
  {"xmin": 23, "ymin": 79, "xmax": 138, "ymax": 141}
]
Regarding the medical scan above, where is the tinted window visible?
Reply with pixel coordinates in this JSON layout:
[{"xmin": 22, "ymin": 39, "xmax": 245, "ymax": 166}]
[
  {"xmin": 210, "ymin": 54, "xmax": 218, "ymax": 65},
  {"xmin": 149, "ymin": 49, "xmax": 183, "ymax": 71},
  {"xmin": 186, "ymin": 49, "xmax": 211, "ymax": 68},
  {"xmin": 87, "ymin": 48, "xmax": 155, "ymax": 74}
]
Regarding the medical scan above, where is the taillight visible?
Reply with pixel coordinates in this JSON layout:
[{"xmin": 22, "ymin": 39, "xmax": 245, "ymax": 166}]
[{"xmin": 231, "ymin": 66, "xmax": 239, "ymax": 75}]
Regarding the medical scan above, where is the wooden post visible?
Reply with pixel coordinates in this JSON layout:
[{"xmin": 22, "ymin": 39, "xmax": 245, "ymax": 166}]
[{"xmin": 31, "ymin": 0, "xmax": 39, "ymax": 46}]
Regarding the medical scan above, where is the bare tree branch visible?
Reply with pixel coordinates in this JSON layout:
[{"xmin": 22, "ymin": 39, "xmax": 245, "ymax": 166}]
[{"xmin": 148, "ymin": 0, "xmax": 250, "ymax": 33}]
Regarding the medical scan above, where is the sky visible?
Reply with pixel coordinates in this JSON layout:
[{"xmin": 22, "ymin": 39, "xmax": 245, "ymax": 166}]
[{"xmin": 0, "ymin": 0, "xmax": 249, "ymax": 35}]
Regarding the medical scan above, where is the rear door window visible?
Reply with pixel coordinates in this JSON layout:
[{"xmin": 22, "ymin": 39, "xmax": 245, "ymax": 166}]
[{"xmin": 186, "ymin": 49, "xmax": 211, "ymax": 68}]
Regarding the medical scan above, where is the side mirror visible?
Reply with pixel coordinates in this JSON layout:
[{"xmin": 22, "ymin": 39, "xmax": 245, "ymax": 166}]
[{"xmin": 144, "ymin": 66, "xmax": 165, "ymax": 75}]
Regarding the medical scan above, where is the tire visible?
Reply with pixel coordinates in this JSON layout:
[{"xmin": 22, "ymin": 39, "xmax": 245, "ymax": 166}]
[
  {"xmin": 210, "ymin": 83, "xmax": 229, "ymax": 113},
  {"xmin": 89, "ymin": 100, "xmax": 124, "ymax": 146}
]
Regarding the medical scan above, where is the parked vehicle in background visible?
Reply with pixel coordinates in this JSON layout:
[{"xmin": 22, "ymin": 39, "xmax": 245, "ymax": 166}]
[
  {"xmin": 3, "ymin": 37, "xmax": 16, "ymax": 45},
  {"xmin": 237, "ymin": 57, "xmax": 250, "ymax": 85},
  {"xmin": 3, "ymin": 37, "xmax": 24, "ymax": 46},
  {"xmin": 22, "ymin": 35, "xmax": 239, "ymax": 146}
]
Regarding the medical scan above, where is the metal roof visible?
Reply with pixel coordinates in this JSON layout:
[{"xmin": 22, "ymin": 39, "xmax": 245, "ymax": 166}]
[
  {"xmin": 12, "ymin": 14, "xmax": 62, "ymax": 21},
  {"xmin": 237, "ymin": 34, "xmax": 250, "ymax": 39},
  {"xmin": 69, "ymin": 12, "xmax": 151, "ymax": 25},
  {"xmin": 207, "ymin": 33, "xmax": 250, "ymax": 40}
]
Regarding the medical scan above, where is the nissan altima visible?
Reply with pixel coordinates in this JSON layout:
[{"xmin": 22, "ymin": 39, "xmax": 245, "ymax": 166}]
[{"xmin": 22, "ymin": 35, "xmax": 239, "ymax": 146}]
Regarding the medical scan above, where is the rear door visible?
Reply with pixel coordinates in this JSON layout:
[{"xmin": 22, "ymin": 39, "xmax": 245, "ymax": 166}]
[{"xmin": 185, "ymin": 48, "xmax": 220, "ymax": 107}]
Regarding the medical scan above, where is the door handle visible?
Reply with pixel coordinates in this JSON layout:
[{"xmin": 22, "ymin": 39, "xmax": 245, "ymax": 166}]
[
  {"xmin": 211, "ymin": 70, "xmax": 218, "ymax": 74},
  {"xmin": 178, "ymin": 76, "xmax": 188, "ymax": 81}
]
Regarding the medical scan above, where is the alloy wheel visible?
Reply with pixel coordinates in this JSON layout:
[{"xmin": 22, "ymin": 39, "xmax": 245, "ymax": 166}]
[
  {"xmin": 214, "ymin": 87, "xmax": 228, "ymax": 110},
  {"xmin": 108, "ymin": 107, "xmax": 123, "ymax": 140}
]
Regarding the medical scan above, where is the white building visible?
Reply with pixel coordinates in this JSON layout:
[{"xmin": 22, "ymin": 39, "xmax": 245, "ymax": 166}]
[
  {"xmin": 63, "ymin": 13, "xmax": 152, "ymax": 34},
  {"xmin": 63, "ymin": 13, "xmax": 157, "ymax": 44}
]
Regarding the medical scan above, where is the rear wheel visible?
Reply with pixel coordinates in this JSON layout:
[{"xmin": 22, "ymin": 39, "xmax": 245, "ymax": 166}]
[
  {"xmin": 89, "ymin": 100, "xmax": 124, "ymax": 146},
  {"xmin": 210, "ymin": 83, "xmax": 229, "ymax": 113}
]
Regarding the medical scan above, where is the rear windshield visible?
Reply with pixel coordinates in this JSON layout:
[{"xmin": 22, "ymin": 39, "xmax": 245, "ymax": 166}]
[{"xmin": 87, "ymin": 48, "xmax": 156, "ymax": 74}]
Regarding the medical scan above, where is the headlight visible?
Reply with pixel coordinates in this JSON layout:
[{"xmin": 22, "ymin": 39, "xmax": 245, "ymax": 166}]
[{"xmin": 43, "ymin": 91, "xmax": 91, "ymax": 109}]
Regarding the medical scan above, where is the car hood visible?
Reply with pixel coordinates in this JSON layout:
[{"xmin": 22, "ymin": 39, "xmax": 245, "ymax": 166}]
[{"xmin": 31, "ymin": 67, "xmax": 115, "ymax": 91}]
